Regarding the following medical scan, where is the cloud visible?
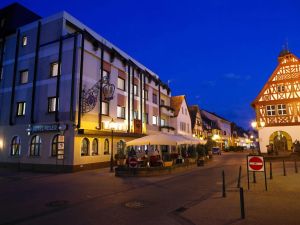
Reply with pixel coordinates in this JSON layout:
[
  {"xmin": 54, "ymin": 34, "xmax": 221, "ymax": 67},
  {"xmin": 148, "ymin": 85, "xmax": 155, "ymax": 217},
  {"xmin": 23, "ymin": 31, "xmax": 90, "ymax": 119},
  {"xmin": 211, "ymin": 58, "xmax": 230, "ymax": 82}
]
[
  {"xmin": 223, "ymin": 73, "xmax": 252, "ymax": 81},
  {"xmin": 224, "ymin": 73, "xmax": 241, "ymax": 79},
  {"xmin": 200, "ymin": 80, "xmax": 216, "ymax": 87}
]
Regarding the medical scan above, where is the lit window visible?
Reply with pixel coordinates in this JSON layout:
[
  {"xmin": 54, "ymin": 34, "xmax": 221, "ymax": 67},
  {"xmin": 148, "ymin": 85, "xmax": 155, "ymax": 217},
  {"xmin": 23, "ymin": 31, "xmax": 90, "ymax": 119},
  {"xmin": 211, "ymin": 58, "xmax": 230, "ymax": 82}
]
[
  {"xmin": 17, "ymin": 102, "xmax": 26, "ymax": 116},
  {"xmin": 153, "ymin": 94, "xmax": 157, "ymax": 104},
  {"xmin": 117, "ymin": 77, "xmax": 125, "ymax": 90},
  {"xmin": 50, "ymin": 62, "xmax": 59, "ymax": 77},
  {"xmin": 161, "ymin": 99, "xmax": 165, "ymax": 106},
  {"xmin": 101, "ymin": 102, "xmax": 109, "ymax": 115},
  {"xmin": 51, "ymin": 134, "xmax": 64, "ymax": 157},
  {"xmin": 11, "ymin": 136, "xmax": 21, "ymax": 156},
  {"xmin": 92, "ymin": 139, "xmax": 98, "ymax": 155},
  {"xmin": 104, "ymin": 138, "xmax": 109, "ymax": 155},
  {"xmin": 144, "ymin": 113, "xmax": 149, "ymax": 124},
  {"xmin": 266, "ymin": 105, "xmax": 276, "ymax": 116},
  {"xmin": 161, "ymin": 118, "xmax": 166, "ymax": 126},
  {"xmin": 278, "ymin": 104, "xmax": 287, "ymax": 115},
  {"xmin": 152, "ymin": 116, "xmax": 157, "ymax": 125},
  {"xmin": 134, "ymin": 85, "xmax": 138, "ymax": 96},
  {"xmin": 48, "ymin": 97, "xmax": 57, "ymax": 113},
  {"xmin": 134, "ymin": 111, "xmax": 139, "ymax": 119},
  {"xmin": 81, "ymin": 138, "xmax": 89, "ymax": 156},
  {"xmin": 30, "ymin": 135, "xmax": 41, "ymax": 156},
  {"xmin": 20, "ymin": 70, "xmax": 29, "ymax": 84},
  {"xmin": 144, "ymin": 90, "xmax": 149, "ymax": 100},
  {"xmin": 22, "ymin": 36, "xmax": 28, "ymax": 47},
  {"xmin": 117, "ymin": 106, "xmax": 125, "ymax": 119}
]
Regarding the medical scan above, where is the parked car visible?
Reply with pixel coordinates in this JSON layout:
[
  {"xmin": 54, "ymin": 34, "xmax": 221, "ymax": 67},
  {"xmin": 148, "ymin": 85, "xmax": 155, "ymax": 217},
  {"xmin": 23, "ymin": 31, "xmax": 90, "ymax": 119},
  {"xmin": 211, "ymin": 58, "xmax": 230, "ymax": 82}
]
[{"xmin": 212, "ymin": 147, "xmax": 221, "ymax": 155}]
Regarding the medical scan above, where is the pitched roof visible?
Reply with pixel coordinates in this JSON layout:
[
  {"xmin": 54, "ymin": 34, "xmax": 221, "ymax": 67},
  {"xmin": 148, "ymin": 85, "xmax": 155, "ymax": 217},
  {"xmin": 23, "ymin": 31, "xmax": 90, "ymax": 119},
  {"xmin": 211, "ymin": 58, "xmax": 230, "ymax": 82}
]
[
  {"xmin": 201, "ymin": 109, "xmax": 231, "ymax": 124},
  {"xmin": 188, "ymin": 105, "xmax": 200, "ymax": 128},
  {"xmin": 170, "ymin": 95, "xmax": 185, "ymax": 117}
]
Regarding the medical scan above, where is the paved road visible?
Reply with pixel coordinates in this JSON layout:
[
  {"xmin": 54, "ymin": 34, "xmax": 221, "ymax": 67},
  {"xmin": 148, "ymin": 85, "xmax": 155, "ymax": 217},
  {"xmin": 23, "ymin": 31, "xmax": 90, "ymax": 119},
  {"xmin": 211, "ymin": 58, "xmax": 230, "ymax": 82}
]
[{"xmin": 0, "ymin": 152, "xmax": 247, "ymax": 225}]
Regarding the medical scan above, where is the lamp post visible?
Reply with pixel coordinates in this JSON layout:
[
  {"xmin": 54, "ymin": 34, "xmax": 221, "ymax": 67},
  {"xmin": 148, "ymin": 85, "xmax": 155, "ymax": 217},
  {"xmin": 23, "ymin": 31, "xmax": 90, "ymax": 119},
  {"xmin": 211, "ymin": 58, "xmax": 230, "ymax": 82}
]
[
  {"xmin": 109, "ymin": 118, "xmax": 116, "ymax": 172},
  {"xmin": 251, "ymin": 120, "xmax": 265, "ymax": 154}
]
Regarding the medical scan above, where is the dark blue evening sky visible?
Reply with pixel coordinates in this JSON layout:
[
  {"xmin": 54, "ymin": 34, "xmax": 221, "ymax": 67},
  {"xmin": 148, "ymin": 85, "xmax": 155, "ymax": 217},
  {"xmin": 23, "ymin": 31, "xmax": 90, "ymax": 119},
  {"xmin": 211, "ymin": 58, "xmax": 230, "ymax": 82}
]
[{"xmin": 2, "ymin": 0, "xmax": 300, "ymax": 128}]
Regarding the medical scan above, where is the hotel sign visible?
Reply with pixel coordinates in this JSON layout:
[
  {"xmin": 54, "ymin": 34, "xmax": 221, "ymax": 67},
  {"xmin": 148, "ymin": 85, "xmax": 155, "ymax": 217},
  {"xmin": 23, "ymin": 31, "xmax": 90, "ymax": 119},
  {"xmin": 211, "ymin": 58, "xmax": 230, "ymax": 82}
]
[{"xmin": 27, "ymin": 124, "xmax": 67, "ymax": 134}]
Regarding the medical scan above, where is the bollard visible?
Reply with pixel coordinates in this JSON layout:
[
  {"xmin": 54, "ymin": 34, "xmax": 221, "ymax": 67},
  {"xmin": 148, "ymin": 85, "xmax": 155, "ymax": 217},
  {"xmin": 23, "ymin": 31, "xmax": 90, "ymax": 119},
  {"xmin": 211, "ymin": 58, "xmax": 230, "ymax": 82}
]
[
  {"xmin": 222, "ymin": 170, "xmax": 226, "ymax": 198},
  {"xmin": 270, "ymin": 161, "xmax": 273, "ymax": 180},
  {"xmin": 239, "ymin": 187, "xmax": 245, "ymax": 219},
  {"xmin": 283, "ymin": 160, "xmax": 286, "ymax": 176},
  {"xmin": 237, "ymin": 166, "xmax": 242, "ymax": 188},
  {"xmin": 295, "ymin": 160, "xmax": 298, "ymax": 174},
  {"xmin": 253, "ymin": 171, "xmax": 256, "ymax": 183}
]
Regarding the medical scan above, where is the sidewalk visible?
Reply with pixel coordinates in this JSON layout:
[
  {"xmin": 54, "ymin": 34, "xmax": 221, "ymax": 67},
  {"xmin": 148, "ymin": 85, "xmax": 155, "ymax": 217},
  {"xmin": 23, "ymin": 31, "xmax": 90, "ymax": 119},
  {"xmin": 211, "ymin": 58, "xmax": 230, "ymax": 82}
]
[{"xmin": 182, "ymin": 165, "xmax": 300, "ymax": 225}]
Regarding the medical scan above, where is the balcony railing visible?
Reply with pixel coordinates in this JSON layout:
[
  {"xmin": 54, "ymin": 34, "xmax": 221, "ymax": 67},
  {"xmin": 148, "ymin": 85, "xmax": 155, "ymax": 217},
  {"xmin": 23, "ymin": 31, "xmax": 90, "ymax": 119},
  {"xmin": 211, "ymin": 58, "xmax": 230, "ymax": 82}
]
[{"xmin": 160, "ymin": 104, "xmax": 174, "ymax": 117}]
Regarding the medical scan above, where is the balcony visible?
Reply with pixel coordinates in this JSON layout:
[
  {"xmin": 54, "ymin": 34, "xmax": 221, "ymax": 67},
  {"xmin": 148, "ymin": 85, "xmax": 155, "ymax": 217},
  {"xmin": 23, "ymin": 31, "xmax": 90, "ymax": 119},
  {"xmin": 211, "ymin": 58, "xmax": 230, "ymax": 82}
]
[{"xmin": 160, "ymin": 105, "xmax": 174, "ymax": 117}]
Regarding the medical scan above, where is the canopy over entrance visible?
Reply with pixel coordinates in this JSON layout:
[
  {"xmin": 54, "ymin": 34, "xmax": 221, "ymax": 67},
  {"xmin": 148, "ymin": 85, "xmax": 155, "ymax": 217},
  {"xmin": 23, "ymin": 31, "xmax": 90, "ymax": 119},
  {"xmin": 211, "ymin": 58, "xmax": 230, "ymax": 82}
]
[{"xmin": 126, "ymin": 133, "xmax": 202, "ymax": 146}]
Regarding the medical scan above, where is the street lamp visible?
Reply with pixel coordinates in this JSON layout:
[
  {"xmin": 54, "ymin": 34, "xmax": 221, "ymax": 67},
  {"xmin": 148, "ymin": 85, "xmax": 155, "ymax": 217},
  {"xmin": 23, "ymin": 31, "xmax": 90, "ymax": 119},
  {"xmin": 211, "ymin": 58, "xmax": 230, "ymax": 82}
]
[
  {"xmin": 109, "ymin": 118, "xmax": 116, "ymax": 172},
  {"xmin": 251, "ymin": 120, "xmax": 265, "ymax": 154}
]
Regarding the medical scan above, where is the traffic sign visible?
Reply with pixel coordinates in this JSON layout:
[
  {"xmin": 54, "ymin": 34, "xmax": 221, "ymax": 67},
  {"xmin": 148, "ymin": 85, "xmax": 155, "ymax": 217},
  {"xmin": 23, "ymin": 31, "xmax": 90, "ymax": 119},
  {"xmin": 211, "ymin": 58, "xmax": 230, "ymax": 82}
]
[
  {"xmin": 129, "ymin": 157, "xmax": 138, "ymax": 168},
  {"xmin": 248, "ymin": 156, "xmax": 264, "ymax": 172}
]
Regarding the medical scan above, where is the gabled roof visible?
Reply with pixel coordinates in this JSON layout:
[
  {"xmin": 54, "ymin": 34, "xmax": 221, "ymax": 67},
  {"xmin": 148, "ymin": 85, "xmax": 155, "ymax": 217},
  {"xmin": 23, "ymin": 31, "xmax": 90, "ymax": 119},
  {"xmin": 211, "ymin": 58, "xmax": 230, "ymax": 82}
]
[
  {"xmin": 201, "ymin": 109, "xmax": 231, "ymax": 124},
  {"xmin": 188, "ymin": 105, "xmax": 201, "ymax": 128},
  {"xmin": 200, "ymin": 111, "xmax": 220, "ymax": 130},
  {"xmin": 171, "ymin": 95, "xmax": 188, "ymax": 117},
  {"xmin": 251, "ymin": 50, "xmax": 300, "ymax": 107}
]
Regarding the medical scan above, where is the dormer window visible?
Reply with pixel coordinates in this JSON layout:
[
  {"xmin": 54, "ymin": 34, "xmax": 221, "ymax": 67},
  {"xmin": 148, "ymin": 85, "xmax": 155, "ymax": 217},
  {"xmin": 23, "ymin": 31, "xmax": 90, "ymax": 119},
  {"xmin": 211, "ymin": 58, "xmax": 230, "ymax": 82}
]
[{"xmin": 22, "ymin": 36, "xmax": 28, "ymax": 47}]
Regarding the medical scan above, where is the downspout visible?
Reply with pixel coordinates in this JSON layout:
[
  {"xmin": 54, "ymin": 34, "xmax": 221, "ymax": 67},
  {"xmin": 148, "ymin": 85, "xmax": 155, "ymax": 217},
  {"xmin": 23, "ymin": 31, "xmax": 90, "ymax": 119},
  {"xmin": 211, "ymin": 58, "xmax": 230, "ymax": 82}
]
[{"xmin": 77, "ymin": 32, "xmax": 85, "ymax": 128}]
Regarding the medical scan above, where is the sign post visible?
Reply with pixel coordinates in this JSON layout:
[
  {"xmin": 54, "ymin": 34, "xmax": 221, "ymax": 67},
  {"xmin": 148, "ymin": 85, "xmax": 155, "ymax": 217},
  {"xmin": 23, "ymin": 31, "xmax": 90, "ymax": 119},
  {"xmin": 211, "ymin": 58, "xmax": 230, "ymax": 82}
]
[{"xmin": 247, "ymin": 155, "xmax": 267, "ymax": 191}]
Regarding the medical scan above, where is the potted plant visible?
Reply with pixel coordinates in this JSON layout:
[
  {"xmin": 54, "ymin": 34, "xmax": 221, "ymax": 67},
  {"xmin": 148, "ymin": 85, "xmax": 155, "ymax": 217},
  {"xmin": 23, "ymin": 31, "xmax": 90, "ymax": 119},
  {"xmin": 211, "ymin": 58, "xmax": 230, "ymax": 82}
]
[
  {"xmin": 115, "ymin": 148, "xmax": 126, "ymax": 166},
  {"xmin": 196, "ymin": 144, "xmax": 206, "ymax": 166}
]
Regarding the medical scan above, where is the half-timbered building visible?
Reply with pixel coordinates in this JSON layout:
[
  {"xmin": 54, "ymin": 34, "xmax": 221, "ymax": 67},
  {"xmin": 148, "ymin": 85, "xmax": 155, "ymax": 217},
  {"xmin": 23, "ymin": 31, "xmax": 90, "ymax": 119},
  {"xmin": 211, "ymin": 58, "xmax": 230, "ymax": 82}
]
[{"xmin": 252, "ymin": 49, "xmax": 300, "ymax": 153}]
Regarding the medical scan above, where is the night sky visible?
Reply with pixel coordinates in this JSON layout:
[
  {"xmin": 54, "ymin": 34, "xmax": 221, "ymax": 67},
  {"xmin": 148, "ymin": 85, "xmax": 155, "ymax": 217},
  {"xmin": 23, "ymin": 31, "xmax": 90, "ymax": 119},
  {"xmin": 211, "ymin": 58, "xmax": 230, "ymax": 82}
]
[{"xmin": 2, "ymin": 0, "xmax": 300, "ymax": 129}]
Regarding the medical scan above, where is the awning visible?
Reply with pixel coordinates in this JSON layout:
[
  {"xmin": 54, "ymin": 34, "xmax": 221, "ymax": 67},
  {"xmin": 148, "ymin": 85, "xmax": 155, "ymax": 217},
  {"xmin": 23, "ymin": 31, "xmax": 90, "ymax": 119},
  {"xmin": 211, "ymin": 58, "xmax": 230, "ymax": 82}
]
[{"xmin": 126, "ymin": 133, "xmax": 201, "ymax": 146}]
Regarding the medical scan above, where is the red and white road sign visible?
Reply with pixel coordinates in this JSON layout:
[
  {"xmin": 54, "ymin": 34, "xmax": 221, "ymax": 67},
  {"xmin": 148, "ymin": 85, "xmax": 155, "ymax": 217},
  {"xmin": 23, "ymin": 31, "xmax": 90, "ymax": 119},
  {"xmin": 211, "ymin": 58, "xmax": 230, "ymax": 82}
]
[
  {"xmin": 129, "ymin": 157, "xmax": 138, "ymax": 168},
  {"xmin": 248, "ymin": 156, "xmax": 265, "ymax": 172}
]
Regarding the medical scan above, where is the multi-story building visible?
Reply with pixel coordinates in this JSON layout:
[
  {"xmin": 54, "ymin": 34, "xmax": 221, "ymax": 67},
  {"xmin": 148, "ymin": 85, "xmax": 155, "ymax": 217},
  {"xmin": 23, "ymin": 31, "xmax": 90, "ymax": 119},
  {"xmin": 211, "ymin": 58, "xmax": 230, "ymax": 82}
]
[
  {"xmin": 0, "ymin": 3, "xmax": 173, "ymax": 171},
  {"xmin": 188, "ymin": 105, "xmax": 204, "ymax": 139},
  {"xmin": 170, "ymin": 95, "xmax": 192, "ymax": 136},
  {"xmin": 200, "ymin": 110, "xmax": 231, "ymax": 149},
  {"xmin": 252, "ymin": 49, "xmax": 300, "ymax": 153}
]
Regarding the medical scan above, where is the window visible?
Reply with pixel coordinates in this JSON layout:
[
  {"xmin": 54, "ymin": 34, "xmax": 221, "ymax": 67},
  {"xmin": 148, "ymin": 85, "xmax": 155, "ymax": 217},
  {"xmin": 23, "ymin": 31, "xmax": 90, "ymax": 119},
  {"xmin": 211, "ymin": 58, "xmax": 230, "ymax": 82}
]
[
  {"xmin": 0, "ymin": 18, "xmax": 5, "ymax": 28},
  {"xmin": 50, "ymin": 62, "xmax": 59, "ymax": 77},
  {"xmin": 187, "ymin": 124, "xmax": 190, "ymax": 132},
  {"xmin": 117, "ymin": 77, "xmax": 125, "ymax": 90},
  {"xmin": 152, "ymin": 115, "xmax": 157, "ymax": 125},
  {"xmin": 153, "ymin": 94, "xmax": 157, "ymax": 104},
  {"xmin": 182, "ymin": 107, "xmax": 184, "ymax": 114},
  {"xmin": 161, "ymin": 118, "xmax": 166, "ymax": 126},
  {"xmin": 144, "ymin": 113, "xmax": 149, "ymax": 124},
  {"xmin": 117, "ymin": 106, "xmax": 125, "ymax": 119},
  {"xmin": 277, "ymin": 85, "xmax": 285, "ymax": 92},
  {"xmin": 278, "ymin": 104, "xmax": 287, "ymax": 115},
  {"xmin": 102, "ymin": 102, "xmax": 109, "ymax": 115},
  {"xmin": 134, "ymin": 85, "xmax": 138, "ymax": 96},
  {"xmin": 0, "ymin": 67, "xmax": 3, "ymax": 80},
  {"xmin": 134, "ymin": 111, "xmax": 139, "ymax": 119},
  {"xmin": 144, "ymin": 90, "xmax": 149, "ymax": 100},
  {"xmin": 11, "ymin": 136, "xmax": 21, "ymax": 156},
  {"xmin": 180, "ymin": 122, "xmax": 186, "ymax": 131},
  {"xmin": 117, "ymin": 140, "xmax": 125, "ymax": 156},
  {"xmin": 30, "ymin": 135, "xmax": 41, "ymax": 156},
  {"xmin": 81, "ymin": 138, "xmax": 89, "ymax": 156},
  {"xmin": 48, "ymin": 97, "xmax": 57, "ymax": 113},
  {"xmin": 185, "ymin": 108, "xmax": 187, "ymax": 115},
  {"xmin": 92, "ymin": 139, "xmax": 98, "ymax": 155},
  {"xmin": 51, "ymin": 134, "xmax": 64, "ymax": 157},
  {"xmin": 20, "ymin": 70, "xmax": 28, "ymax": 84},
  {"xmin": 104, "ymin": 138, "xmax": 109, "ymax": 154},
  {"xmin": 161, "ymin": 99, "xmax": 165, "ymax": 106},
  {"xmin": 22, "ymin": 36, "xmax": 28, "ymax": 46},
  {"xmin": 266, "ymin": 105, "xmax": 276, "ymax": 116},
  {"xmin": 17, "ymin": 102, "xmax": 26, "ymax": 116}
]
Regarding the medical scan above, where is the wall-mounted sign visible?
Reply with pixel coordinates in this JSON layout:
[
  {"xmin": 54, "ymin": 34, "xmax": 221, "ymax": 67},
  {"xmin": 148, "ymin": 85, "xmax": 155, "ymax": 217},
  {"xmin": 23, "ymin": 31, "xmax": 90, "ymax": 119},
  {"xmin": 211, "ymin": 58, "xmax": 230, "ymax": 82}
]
[{"xmin": 27, "ymin": 124, "xmax": 67, "ymax": 134}]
